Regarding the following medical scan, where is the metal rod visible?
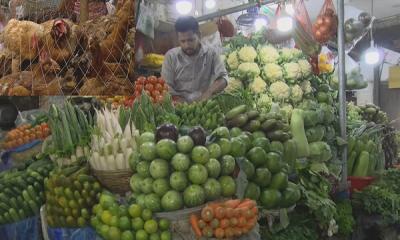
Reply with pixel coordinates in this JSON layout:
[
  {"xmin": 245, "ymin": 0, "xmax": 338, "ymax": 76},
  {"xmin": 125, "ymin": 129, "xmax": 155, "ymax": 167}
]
[
  {"xmin": 196, "ymin": 0, "xmax": 284, "ymax": 22},
  {"xmin": 337, "ymin": 0, "xmax": 348, "ymax": 191},
  {"xmin": 373, "ymin": 64, "xmax": 381, "ymax": 105}
]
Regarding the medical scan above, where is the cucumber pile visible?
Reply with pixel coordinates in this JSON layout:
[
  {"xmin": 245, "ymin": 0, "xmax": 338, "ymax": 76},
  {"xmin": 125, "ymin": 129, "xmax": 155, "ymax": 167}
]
[
  {"xmin": 176, "ymin": 99, "xmax": 224, "ymax": 130},
  {"xmin": 225, "ymin": 105, "xmax": 292, "ymax": 142},
  {"xmin": 0, "ymin": 157, "xmax": 54, "ymax": 224},
  {"xmin": 44, "ymin": 163, "xmax": 103, "ymax": 227}
]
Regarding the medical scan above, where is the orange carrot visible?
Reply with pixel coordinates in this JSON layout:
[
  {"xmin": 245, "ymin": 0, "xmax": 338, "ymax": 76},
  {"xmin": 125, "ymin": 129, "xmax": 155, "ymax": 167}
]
[
  {"xmin": 237, "ymin": 199, "xmax": 256, "ymax": 209},
  {"xmin": 220, "ymin": 218, "xmax": 230, "ymax": 229},
  {"xmin": 230, "ymin": 217, "xmax": 238, "ymax": 227},
  {"xmin": 207, "ymin": 202, "xmax": 220, "ymax": 211},
  {"xmin": 224, "ymin": 199, "xmax": 241, "ymax": 208},
  {"xmin": 233, "ymin": 228, "xmax": 243, "ymax": 237},
  {"xmin": 214, "ymin": 206, "xmax": 226, "ymax": 219},
  {"xmin": 238, "ymin": 217, "xmax": 247, "ymax": 227},
  {"xmin": 201, "ymin": 207, "xmax": 214, "ymax": 222},
  {"xmin": 190, "ymin": 214, "xmax": 202, "ymax": 237},
  {"xmin": 225, "ymin": 228, "xmax": 234, "ymax": 238},
  {"xmin": 225, "ymin": 208, "xmax": 235, "ymax": 218},
  {"xmin": 251, "ymin": 206, "xmax": 259, "ymax": 215},
  {"xmin": 202, "ymin": 226, "xmax": 213, "ymax": 238},
  {"xmin": 198, "ymin": 219, "xmax": 207, "ymax": 229}
]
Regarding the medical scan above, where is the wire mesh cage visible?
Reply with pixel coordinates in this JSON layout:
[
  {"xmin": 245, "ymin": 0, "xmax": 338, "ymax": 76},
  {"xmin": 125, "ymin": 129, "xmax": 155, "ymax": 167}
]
[{"xmin": 0, "ymin": 0, "xmax": 136, "ymax": 96}]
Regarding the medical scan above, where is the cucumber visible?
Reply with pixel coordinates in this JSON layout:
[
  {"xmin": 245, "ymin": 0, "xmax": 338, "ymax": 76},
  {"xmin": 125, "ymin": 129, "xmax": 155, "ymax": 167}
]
[
  {"xmin": 4, "ymin": 212, "xmax": 12, "ymax": 223},
  {"xmin": 9, "ymin": 208, "xmax": 20, "ymax": 222},
  {"xmin": 9, "ymin": 198, "xmax": 18, "ymax": 209},
  {"xmin": 225, "ymin": 105, "xmax": 247, "ymax": 120},
  {"xmin": 18, "ymin": 209, "xmax": 26, "ymax": 220},
  {"xmin": 227, "ymin": 114, "xmax": 248, "ymax": 128},
  {"xmin": 261, "ymin": 119, "xmax": 278, "ymax": 132},
  {"xmin": 4, "ymin": 188, "xmax": 17, "ymax": 197},
  {"xmin": 0, "ymin": 215, "xmax": 5, "ymax": 224},
  {"xmin": 0, "ymin": 193, "xmax": 10, "ymax": 205},
  {"xmin": 0, "ymin": 202, "xmax": 8, "ymax": 212},
  {"xmin": 28, "ymin": 200, "xmax": 39, "ymax": 215},
  {"xmin": 28, "ymin": 170, "xmax": 43, "ymax": 182},
  {"xmin": 78, "ymin": 174, "xmax": 96, "ymax": 183},
  {"xmin": 246, "ymin": 110, "xmax": 260, "ymax": 120},
  {"xmin": 27, "ymin": 185, "xmax": 37, "ymax": 200}
]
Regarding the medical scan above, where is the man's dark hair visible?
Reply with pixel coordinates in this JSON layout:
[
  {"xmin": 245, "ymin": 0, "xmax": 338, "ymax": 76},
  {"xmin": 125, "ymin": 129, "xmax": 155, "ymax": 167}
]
[{"xmin": 175, "ymin": 16, "xmax": 199, "ymax": 34}]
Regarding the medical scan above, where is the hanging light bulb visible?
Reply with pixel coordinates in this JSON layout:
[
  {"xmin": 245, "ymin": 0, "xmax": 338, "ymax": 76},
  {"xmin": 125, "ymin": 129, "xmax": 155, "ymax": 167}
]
[
  {"xmin": 277, "ymin": 15, "xmax": 293, "ymax": 32},
  {"xmin": 254, "ymin": 17, "xmax": 268, "ymax": 31},
  {"xmin": 205, "ymin": 0, "xmax": 216, "ymax": 9},
  {"xmin": 364, "ymin": 41, "xmax": 381, "ymax": 65},
  {"xmin": 176, "ymin": 0, "xmax": 193, "ymax": 15}
]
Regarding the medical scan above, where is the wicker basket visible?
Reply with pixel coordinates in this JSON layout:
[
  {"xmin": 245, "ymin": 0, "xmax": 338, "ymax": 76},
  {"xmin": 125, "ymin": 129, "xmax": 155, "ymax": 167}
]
[{"xmin": 91, "ymin": 168, "xmax": 132, "ymax": 195}]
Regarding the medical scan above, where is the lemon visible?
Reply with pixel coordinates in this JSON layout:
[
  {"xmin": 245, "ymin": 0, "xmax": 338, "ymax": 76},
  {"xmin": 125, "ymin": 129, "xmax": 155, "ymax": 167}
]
[
  {"xmin": 109, "ymin": 226, "xmax": 121, "ymax": 240},
  {"xmin": 132, "ymin": 217, "xmax": 144, "ymax": 230},
  {"xmin": 121, "ymin": 230, "xmax": 135, "ymax": 240},
  {"xmin": 141, "ymin": 209, "xmax": 152, "ymax": 221},
  {"xmin": 160, "ymin": 231, "xmax": 171, "ymax": 240},
  {"xmin": 100, "ymin": 225, "xmax": 110, "ymax": 239},
  {"xmin": 118, "ymin": 216, "xmax": 131, "ymax": 231},
  {"xmin": 110, "ymin": 216, "xmax": 119, "ymax": 227},
  {"xmin": 158, "ymin": 219, "xmax": 170, "ymax": 231},
  {"xmin": 101, "ymin": 210, "xmax": 112, "ymax": 225},
  {"xmin": 136, "ymin": 229, "xmax": 149, "ymax": 240},
  {"xmin": 144, "ymin": 219, "xmax": 158, "ymax": 234},
  {"xmin": 149, "ymin": 233, "xmax": 160, "ymax": 240},
  {"xmin": 129, "ymin": 204, "xmax": 142, "ymax": 218}
]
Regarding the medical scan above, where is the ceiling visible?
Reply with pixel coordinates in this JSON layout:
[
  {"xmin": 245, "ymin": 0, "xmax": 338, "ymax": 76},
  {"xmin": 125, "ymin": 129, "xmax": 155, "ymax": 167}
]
[{"xmin": 345, "ymin": 0, "xmax": 400, "ymax": 19}]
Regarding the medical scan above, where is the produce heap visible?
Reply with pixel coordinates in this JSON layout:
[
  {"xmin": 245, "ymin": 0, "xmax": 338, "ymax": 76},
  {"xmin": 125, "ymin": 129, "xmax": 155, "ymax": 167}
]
[{"xmin": 1, "ymin": 121, "xmax": 51, "ymax": 150}]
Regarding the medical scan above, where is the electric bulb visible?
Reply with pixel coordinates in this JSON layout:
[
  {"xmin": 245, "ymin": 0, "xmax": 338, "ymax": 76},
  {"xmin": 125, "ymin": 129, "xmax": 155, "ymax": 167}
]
[
  {"xmin": 277, "ymin": 16, "xmax": 293, "ymax": 32},
  {"xmin": 286, "ymin": 4, "xmax": 295, "ymax": 16},
  {"xmin": 205, "ymin": 0, "xmax": 216, "ymax": 9},
  {"xmin": 176, "ymin": 0, "xmax": 192, "ymax": 15},
  {"xmin": 254, "ymin": 18, "xmax": 268, "ymax": 31},
  {"xmin": 364, "ymin": 47, "xmax": 380, "ymax": 65}
]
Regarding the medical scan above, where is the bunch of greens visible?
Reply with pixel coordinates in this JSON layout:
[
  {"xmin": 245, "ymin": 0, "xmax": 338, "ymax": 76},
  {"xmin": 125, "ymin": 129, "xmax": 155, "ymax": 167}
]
[{"xmin": 335, "ymin": 200, "xmax": 356, "ymax": 236}]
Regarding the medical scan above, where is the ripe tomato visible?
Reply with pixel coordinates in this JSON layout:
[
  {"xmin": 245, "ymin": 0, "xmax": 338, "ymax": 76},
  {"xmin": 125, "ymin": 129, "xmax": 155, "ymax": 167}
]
[
  {"xmin": 137, "ymin": 76, "xmax": 146, "ymax": 84},
  {"xmin": 145, "ymin": 84, "xmax": 154, "ymax": 91},
  {"xmin": 154, "ymin": 83, "xmax": 163, "ymax": 91},
  {"xmin": 158, "ymin": 78, "xmax": 165, "ymax": 84},
  {"xmin": 148, "ymin": 76, "xmax": 157, "ymax": 84},
  {"xmin": 152, "ymin": 90, "xmax": 161, "ymax": 97}
]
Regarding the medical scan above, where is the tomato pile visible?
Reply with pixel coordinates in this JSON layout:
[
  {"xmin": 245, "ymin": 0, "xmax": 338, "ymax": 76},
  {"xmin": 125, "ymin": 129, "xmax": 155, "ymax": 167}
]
[
  {"xmin": 190, "ymin": 199, "xmax": 258, "ymax": 239},
  {"xmin": 134, "ymin": 76, "xmax": 169, "ymax": 103},
  {"xmin": 2, "ymin": 123, "xmax": 51, "ymax": 150}
]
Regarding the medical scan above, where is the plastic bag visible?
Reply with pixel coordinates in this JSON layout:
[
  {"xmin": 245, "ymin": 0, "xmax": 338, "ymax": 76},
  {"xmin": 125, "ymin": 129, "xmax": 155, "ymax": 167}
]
[
  {"xmin": 46, "ymin": 227, "xmax": 100, "ymax": 240},
  {"xmin": 1, "ymin": 140, "xmax": 42, "ymax": 167},
  {"xmin": 0, "ymin": 216, "xmax": 40, "ymax": 240},
  {"xmin": 313, "ymin": 0, "xmax": 338, "ymax": 43},
  {"xmin": 136, "ymin": 2, "xmax": 155, "ymax": 39}
]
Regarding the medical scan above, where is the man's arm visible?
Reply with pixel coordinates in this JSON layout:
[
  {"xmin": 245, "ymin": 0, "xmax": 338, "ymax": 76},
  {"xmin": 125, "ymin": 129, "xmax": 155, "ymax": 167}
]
[{"xmin": 199, "ymin": 51, "xmax": 228, "ymax": 101}]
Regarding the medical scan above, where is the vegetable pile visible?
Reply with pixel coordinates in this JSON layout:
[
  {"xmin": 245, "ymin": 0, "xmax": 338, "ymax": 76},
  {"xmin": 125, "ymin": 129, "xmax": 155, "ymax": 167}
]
[
  {"xmin": 134, "ymin": 76, "xmax": 169, "ymax": 104},
  {"xmin": 44, "ymin": 162, "xmax": 103, "ymax": 227},
  {"xmin": 190, "ymin": 199, "xmax": 258, "ymax": 238},
  {"xmin": 2, "ymin": 122, "xmax": 51, "ymax": 150},
  {"xmin": 0, "ymin": 156, "xmax": 53, "ymax": 224},
  {"xmin": 91, "ymin": 191, "xmax": 171, "ymax": 240},
  {"xmin": 130, "ymin": 125, "xmax": 238, "ymax": 212}
]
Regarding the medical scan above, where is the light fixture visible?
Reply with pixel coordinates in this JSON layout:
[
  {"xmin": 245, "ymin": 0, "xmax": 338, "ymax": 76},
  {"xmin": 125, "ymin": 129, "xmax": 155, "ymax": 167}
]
[
  {"xmin": 254, "ymin": 17, "xmax": 268, "ymax": 31},
  {"xmin": 176, "ymin": 0, "xmax": 192, "ymax": 15},
  {"xmin": 285, "ymin": 4, "xmax": 295, "ymax": 16},
  {"xmin": 364, "ymin": 41, "xmax": 381, "ymax": 65},
  {"xmin": 277, "ymin": 16, "xmax": 293, "ymax": 32},
  {"xmin": 205, "ymin": 0, "xmax": 216, "ymax": 9}
]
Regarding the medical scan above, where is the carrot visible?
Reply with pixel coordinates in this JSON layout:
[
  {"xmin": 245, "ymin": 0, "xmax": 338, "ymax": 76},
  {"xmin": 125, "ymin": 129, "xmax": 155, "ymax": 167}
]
[
  {"xmin": 225, "ymin": 208, "xmax": 234, "ymax": 218},
  {"xmin": 244, "ymin": 208, "xmax": 254, "ymax": 219},
  {"xmin": 198, "ymin": 219, "xmax": 207, "ymax": 229},
  {"xmin": 233, "ymin": 208, "xmax": 241, "ymax": 218},
  {"xmin": 214, "ymin": 206, "xmax": 225, "ymax": 219},
  {"xmin": 225, "ymin": 228, "xmax": 234, "ymax": 238},
  {"xmin": 251, "ymin": 206, "xmax": 259, "ymax": 215},
  {"xmin": 201, "ymin": 207, "xmax": 214, "ymax": 222},
  {"xmin": 237, "ymin": 199, "xmax": 256, "ymax": 209},
  {"xmin": 224, "ymin": 199, "xmax": 241, "ymax": 209},
  {"xmin": 202, "ymin": 226, "xmax": 213, "ymax": 238},
  {"xmin": 207, "ymin": 202, "xmax": 220, "ymax": 210},
  {"xmin": 214, "ymin": 228, "xmax": 225, "ymax": 239},
  {"xmin": 190, "ymin": 214, "xmax": 202, "ymax": 237},
  {"xmin": 238, "ymin": 217, "xmax": 247, "ymax": 227},
  {"xmin": 230, "ymin": 217, "xmax": 238, "ymax": 227},
  {"xmin": 210, "ymin": 218, "xmax": 220, "ymax": 229},
  {"xmin": 220, "ymin": 218, "xmax": 230, "ymax": 229},
  {"xmin": 233, "ymin": 228, "xmax": 243, "ymax": 237}
]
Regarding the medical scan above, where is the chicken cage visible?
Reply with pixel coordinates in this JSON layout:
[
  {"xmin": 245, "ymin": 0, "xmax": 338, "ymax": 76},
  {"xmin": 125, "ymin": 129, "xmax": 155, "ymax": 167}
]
[{"xmin": 0, "ymin": 0, "xmax": 136, "ymax": 96}]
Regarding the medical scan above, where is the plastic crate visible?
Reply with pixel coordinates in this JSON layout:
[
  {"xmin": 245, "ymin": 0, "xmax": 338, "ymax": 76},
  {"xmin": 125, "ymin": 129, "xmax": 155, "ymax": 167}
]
[{"xmin": 348, "ymin": 176, "xmax": 375, "ymax": 193}]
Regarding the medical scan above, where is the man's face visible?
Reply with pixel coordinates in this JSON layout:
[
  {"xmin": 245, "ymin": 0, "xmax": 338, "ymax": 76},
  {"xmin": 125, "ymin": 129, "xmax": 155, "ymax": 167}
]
[{"xmin": 177, "ymin": 31, "xmax": 200, "ymax": 56}]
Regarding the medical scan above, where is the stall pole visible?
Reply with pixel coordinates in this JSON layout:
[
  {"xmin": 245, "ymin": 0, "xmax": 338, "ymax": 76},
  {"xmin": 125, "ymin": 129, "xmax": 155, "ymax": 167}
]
[
  {"xmin": 373, "ymin": 65, "xmax": 380, "ymax": 105},
  {"xmin": 337, "ymin": 0, "xmax": 348, "ymax": 190},
  {"xmin": 80, "ymin": 0, "xmax": 89, "ymax": 24}
]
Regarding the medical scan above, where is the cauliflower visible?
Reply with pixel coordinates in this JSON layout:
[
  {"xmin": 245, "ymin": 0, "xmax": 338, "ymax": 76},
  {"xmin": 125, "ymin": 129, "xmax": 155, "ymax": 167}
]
[
  {"xmin": 300, "ymin": 80, "xmax": 313, "ymax": 95},
  {"xmin": 258, "ymin": 45, "xmax": 280, "ymax": 64},
  {"xmin": 283, "ymin": 62, "xmax": 302, "ymax": 83},
  {"xmin": 226, "ymin": 51, "xmax": 239, "ymax": 70},
  {"xmin": 280, "ymin": 103, "xmax": 294, "ymax": 120},
  {"xmin": 269, "ymin": 81, "xmax": 290, "ymax": 101},
  {"xmin": 280, "ymin": 47, "xmax": 303, "ymax": 62},
  {"xmin": 262, "ymin": 63, "xmax": 283, "ymax": 83},
  {"xmin": 257, "ymin": 93, "xmax": 272, "ymax": 112},
  {"xmin": 225, "ymin": 78, "xmax": 243, "ymax": 93},
  {"xmin": 237, "ymin": 62, "xmax": 260, "ymax": 80},
  {"xmin": 290, "ymin": 84, "xmax": 303, "ymax": 103},
  {"xmin": 249, "ymin": 76, "xmax": 267, "ymax": 94},
  {"xmin": 298, "ymin": 59, "xmax": 312, "ymax": 78},
  {"xmin": 238, "ymin": 45, "xmax": 257, "ymax": 62}
]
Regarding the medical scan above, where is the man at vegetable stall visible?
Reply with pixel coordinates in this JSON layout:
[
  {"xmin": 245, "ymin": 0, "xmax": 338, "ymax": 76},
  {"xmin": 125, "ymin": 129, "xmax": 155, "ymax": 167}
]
[{"xmin": 161, "ymin": 16, "xmax": 228, "ymax": 103}]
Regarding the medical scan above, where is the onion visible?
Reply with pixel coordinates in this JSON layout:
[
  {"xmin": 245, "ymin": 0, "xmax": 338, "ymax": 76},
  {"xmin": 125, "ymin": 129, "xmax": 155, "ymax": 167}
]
[
  {"xmin": 323, "ymin": 16, "xmax": 333, "ymax": 27},
  {"xmin": 325, "ymin": 9, "xmax": 335, "ymax": 16},
  {"xmin": 316, "ymin": 17, "xmax": 324, "ymax": 26},
  {"xmin": 319, "ymin": 25, "xmax": 329, "ymax": 35}
]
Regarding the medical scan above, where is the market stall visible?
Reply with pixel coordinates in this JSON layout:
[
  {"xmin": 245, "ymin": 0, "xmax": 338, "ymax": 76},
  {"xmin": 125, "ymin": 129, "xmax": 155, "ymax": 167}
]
[{"xmin": 0, "ymin": 0, "xmax": 400, "ymax": 239}]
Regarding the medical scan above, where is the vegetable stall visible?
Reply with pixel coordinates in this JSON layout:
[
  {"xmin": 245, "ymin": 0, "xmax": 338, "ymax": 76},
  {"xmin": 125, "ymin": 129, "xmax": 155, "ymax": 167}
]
[{"xmin": 0, "ymin": 0, "xmax": 400, "ymax": 240}]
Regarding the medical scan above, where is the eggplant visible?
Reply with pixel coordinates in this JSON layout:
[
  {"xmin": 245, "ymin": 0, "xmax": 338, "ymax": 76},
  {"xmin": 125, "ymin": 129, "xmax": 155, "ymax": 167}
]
[
  {"xmin": 189, "ymin": 126, "xmax": 207, "ymax": 146},
  {"xmin": 156, "ymin": 124, "xmax": 179, "ymax": 142}
]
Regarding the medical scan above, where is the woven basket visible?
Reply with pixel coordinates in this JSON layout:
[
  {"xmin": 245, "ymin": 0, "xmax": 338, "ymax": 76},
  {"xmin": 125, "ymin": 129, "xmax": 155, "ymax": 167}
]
[{"xmin": 91, "ymin": 168, "xmax": 132, "ymax": 195}]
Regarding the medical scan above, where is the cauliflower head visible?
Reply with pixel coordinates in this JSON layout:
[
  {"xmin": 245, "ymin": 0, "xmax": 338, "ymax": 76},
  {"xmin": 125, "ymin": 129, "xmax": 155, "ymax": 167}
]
[
  {"xmin": 290, "ymin": 84, "xmax": 303, "ymax": 103},
  {"xmin": 283, "ymin": 62, "xmax": 302, "ymax": 83},
  {"xmin": 280, "ymin": 47, "xmax": 303, "ymax": 62},
  {"xmin": 257, "ymin": 93, "xmax": 272, "ymax": 112},
  {"xmin": 225, "ymin": 77, "xmax": 243, "ymax": 93},
  {"xmin": 300, "ymin": 80, "xmax": 313, "ymax": 95},
  {"xmin": 258, "ymin": 45, "xmax": 280, "ymax": 64},
  {"xmin": 262, "ymin": 63, "xmax": 283, "ymax": 83},
  {"xmin": 226, "ymin": 51, "xmax": 239, "ymax": 70},
  {"xmin": 237, "ymin": 62, "xmax": 260, "ymax": 79},
  {"xmin": 249, "ymin": 76, "xmax": 267, "ymax": 94},
  {"xmin": 280, "ymin": 103, "xmax": 294, "ymax": 121},
  {"xmin": 269, "ymin": 81, "xmax": 290, "ymax": 101},
  {"xmin": 298, "ymin": 59, "xmax": 312, "ymax": 78},
  {"xmin": 238, "ymin": 45, "xmax": 257, "ymax": 62}
]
